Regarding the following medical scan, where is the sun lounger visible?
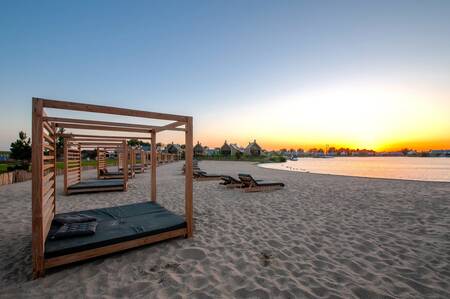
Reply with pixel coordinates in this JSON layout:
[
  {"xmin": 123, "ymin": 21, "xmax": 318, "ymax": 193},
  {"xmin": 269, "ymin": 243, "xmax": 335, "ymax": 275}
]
[
  {"xmin": 220, "ymin": 175, "xmax": 244, "ymax": 188},
  {"xmin": 238, "ymin": 174, "xmax": 285, "ymax": 192},
  {"xmin": 194, "ymin": 170, "xmax": 223, "ymax": 181},
  {"xmin": 99, "ymin": 169, "xmax": 124, "ymax": 179}
]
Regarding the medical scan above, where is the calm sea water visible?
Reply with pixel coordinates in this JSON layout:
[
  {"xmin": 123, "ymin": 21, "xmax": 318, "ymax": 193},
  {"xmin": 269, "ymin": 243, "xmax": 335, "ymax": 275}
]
[{"xmin": 259, "ymin": 157, "xmax": 450, "ymax": 182}]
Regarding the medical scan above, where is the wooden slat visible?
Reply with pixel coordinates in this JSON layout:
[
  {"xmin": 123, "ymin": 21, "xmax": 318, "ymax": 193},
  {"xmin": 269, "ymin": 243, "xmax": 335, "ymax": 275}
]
[
  {"xmin": 43, "ymin": 132, "xmax": 53, "ymax": 143},
  {"xmin": 43, "ymin": 155, "xmax": 54, "ymax": 160},
  {"xmin": 43, "ymin": 172, "xmax": 54, "ymax": 184},
  {"xmin": 44, "ymin": 228, "xmax": 187, "ymax": 269},
  {"xmin": 43, "ymin": 121, "xmax": 54, "ymax": 135},
  {"xmin": 67, "ymin": 178, "xmax": 80, "ymax": 186},
  {"xmin": 43, "ymin": 163, "xmax": 54, "ymax": 171},
  {"xmin": 43, "ymin": 143, "xmax": 54, "ymax": 151},
  {"xmin": 43, "ymin": 179, "xmax": 54, "ymax": 195},
  {"xmin": 43, "ymin": 186, "xmax": 54, "ymax": 208},
  {"xmin": 42, "ymin": 203, "xmax": 54, "ymax": 241}
]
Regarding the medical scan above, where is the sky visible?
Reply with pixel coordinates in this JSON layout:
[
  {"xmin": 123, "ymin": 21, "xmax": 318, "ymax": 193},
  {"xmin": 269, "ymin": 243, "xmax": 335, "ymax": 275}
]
[{"xmin": 1, "ymin": 0, "xmax": 449, "ymax": 151}]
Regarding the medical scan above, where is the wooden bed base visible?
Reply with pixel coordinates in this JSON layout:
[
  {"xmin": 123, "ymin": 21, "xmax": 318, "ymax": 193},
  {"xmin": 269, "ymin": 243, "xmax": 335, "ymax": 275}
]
[
  {"xmin": 45, "ymin": 228, "xmax": 187, "ymax": 269},
  {"xmin": 67, "ymin": 185, "xmax": 126, "ymax": 195}
]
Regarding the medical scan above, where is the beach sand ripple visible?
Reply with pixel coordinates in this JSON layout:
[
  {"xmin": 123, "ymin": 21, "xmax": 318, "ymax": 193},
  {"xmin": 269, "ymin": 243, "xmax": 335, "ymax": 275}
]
[{"xmin": 0, "ymin": 161, "xmax": 449, "ymax": 298}]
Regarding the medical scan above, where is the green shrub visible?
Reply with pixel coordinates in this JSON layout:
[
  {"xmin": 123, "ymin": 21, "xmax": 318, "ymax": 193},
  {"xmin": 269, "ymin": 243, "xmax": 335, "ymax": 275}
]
[{"xmin": 269, "ymin": 156, "xmax": 286, "ymax": 163}]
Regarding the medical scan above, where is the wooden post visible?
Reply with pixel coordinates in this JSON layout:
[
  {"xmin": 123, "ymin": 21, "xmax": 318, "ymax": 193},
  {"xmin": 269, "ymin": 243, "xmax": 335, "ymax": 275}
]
[
  {"xmin": 123, "ymin": 141, "xmax": 128, "ymax": 191},
  {"xmin": 78, "ymin": 144, "xmax": 81, "ymax": 183},
  {"xmin": 32, "ymin": 98, "xmax": 45, "ymax": 278},
  {"xmin": 52, "ymin": 123, "xmax": 57, "ymax": 215},
  {"xmin": 185, "ymin": 117, "xmax": 193, "ymax": 238},
  {"xmin": 151, "ymin": 130, "xmax": 157, "ymax": 202},
  {"xmin": 96, "ymin": 147, "xmax": 100, "ymax": 179},
  {"xmin": 63, "ymin": 139, "xmax": 68, "ymax": 194}
]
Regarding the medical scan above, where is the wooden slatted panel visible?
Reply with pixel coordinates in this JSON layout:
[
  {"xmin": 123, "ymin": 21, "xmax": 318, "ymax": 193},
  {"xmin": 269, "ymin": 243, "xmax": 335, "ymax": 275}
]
[
  {"xmin": 39, "ymin": 118, "xmax": 56, "ymax": 262},
  {"xmin": 64, "ymin": 141, "xmax": 81, "ymax": 192}
]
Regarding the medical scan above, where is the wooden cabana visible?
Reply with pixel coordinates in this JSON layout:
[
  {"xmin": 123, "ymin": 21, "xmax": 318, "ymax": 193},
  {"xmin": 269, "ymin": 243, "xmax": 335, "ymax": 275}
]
[
  {"xmin": 31, "ymin": 98, "xmax": 193, "ymax": 278},
  {"xmin": 63, "ymin": 138, "xmax": 128, "ymax": 194}
]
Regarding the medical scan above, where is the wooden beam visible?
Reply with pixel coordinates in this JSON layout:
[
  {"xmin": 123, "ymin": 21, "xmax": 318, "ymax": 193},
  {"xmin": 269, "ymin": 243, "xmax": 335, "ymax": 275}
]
[
  {"xmin": 185, "ymin": 117, "xmax": 193, "ymax": 238},
  {"xmin": 55, "ymin": 122, "xmax": 152, "ymax": 133},
  {"xmin": 44, "ymin": 116, "xmax": 158, "ymax": 131},
  {"xmin": 60, "ymin": 133, "xmax": 152, "ymax": 140},
  {"xmin": 155, "ymin": 121, "xmax": 186, "ymax": 132},
  {"xmin": 151, "ymin": 130, "xmax": 156, "ymax": 202},
  {"xmin": 32, "ymin": 98, "xmax": 45, "ymax": 278},
  {"xmin": 39, "ymin": 98, "xmax": 188, "ymax": 122}
]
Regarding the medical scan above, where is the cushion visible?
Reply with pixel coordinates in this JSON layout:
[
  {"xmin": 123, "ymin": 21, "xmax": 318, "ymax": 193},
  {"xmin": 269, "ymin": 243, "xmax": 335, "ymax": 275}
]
[
  {"xmin": 51, "ymin": 222, "xmax": 98, "ymax": 240},
  {"xmin": 53, "ymin": 214, "xmax": 96, "ymax": 224}
]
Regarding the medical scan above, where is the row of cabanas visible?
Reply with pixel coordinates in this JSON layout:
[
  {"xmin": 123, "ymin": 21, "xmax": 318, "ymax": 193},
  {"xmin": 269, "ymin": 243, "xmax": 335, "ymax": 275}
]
[
  {"xmin": 31, "ymin": 97, "xmax": 193, "ymax": 278},
  {"xmin": 62, "ymin": 137, "xmax": 178, "ymax": 195}
]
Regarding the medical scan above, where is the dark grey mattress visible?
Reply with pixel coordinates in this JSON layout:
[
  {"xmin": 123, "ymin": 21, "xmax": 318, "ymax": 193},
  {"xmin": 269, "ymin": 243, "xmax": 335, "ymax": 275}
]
[
  {"xmin": 45, "ymin": 202, "xmax": 186, "ymax": 258},
  {"xmin": 68, "ymin": 179, "xmax": 124, "ymax": 190},
  {"xmin": 102, "ymin": 171, "xmax": 123, "ymax": 176}
]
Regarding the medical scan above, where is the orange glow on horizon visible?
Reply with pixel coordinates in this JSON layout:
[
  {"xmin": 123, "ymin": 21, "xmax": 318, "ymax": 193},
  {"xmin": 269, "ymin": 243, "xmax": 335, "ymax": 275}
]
[{"xmin": 188, "ymin": 80, "xmax": 450, "ymax": 152}]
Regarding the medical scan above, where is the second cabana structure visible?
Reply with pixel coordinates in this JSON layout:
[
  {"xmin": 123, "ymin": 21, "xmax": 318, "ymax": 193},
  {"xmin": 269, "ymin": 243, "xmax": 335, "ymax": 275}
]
[
  {"xmin": 31, "ymin": 97, "xmax": 193, "ymax": 278},
  {"xmin": 63, "ymin": 138, "xmax": 128, "ymax": 194}
]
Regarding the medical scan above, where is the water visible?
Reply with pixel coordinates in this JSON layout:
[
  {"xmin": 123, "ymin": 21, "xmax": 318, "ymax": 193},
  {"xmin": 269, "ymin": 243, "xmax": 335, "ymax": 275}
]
[{"xmin": 259, "ymin": 157, "xmax": 450, "ymax": 182}]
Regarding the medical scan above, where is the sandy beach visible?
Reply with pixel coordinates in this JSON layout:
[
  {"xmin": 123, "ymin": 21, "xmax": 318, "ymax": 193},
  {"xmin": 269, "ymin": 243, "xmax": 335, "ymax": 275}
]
[{"xmin": 1, "ymin": 160, "xmax": 449, "ymax": 298}]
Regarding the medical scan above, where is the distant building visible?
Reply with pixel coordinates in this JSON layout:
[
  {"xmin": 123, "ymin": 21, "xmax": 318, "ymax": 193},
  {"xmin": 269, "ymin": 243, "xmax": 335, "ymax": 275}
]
[
  {"xmin": 220, "ymin": 141, "xmax": 232, "ymax": 156},
  {"xmin": 221, "ymin": 141, "xmax": 243, "ymax": 156},
  {"xmin": 193, "ymin": 141, "xmax": 205, "ymax": 157},
  {"xmin": 166, "ymin": 143, "xmax": 182, "ymax": 155},
  {"xmin": 244, "ymin": 140, "xmax": 262, "ymax": 157},
  {"xmin": 0, "ymin": 151, "xmax": 10, "ymax": 161},
  {"xmin": 430, "ymin": 150, "xmax": 450, "ymax": 157}
]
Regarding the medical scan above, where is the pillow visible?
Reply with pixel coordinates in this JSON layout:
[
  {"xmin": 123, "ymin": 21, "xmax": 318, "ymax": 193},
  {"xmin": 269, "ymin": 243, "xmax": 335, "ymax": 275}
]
[
  {"xmin": 51, "ymin": 222, "xmax": 98, "ymax": 240},
  {"xmin": 53, "ymin": 214, "xmax": 96, "ymax": 225}
]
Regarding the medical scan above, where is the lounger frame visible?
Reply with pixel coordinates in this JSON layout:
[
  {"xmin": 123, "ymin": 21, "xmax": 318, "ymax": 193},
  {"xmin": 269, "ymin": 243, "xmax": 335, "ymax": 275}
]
[{"xmin": 32, "ymin": 98, "xmax": 194, "ymax": 278}]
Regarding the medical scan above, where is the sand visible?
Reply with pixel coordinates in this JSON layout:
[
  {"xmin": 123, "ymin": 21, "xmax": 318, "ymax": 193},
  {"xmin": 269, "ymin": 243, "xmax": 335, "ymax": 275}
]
[{"xmin": 0, "ymin": 161, "xmax": 449, "ymax": 298}]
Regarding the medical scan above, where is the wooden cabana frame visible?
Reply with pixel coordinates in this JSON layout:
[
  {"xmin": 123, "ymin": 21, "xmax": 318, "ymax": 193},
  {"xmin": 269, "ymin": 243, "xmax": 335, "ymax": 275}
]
[
  {"xmin": 32, "ymin": 98, "xmax": 193, "ymax": 278},
  {"xmin": 63, "ymin": 139, "xmax": 128, "ymax": 194}
]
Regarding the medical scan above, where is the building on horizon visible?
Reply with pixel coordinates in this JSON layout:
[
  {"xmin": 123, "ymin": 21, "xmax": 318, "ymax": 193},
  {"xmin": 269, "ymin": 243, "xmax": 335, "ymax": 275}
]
[
  {"xmin": 193, "ymin": 141, "xmax": 205, "ymax": 157},
  {"xmin": 244, "ymin": 140, "xmax": 262, "ymax": 157},
  {"xmin": 220, "ymin": 141, "xmax": 243, "ymax": 156}
]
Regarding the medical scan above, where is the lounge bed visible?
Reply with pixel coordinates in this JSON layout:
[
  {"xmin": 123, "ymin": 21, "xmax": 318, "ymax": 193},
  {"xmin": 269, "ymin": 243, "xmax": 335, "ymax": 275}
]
[
  {"xmin": 238, "ymin": 173, "xmax": 285, "ymax": 192},
  {"xmin": 67, "ymin": 179, "xmax": 126, "ymax": 194},
  {"xmin": 45, "ymin": 202, "xmax": 186, "ymax": 260}
]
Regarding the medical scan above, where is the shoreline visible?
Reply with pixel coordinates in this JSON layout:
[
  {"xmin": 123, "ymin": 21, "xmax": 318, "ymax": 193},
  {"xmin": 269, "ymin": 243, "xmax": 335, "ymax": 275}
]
[
  {"xmin": 259, "ymin": 162, "xmax": 450, "ymax": 184},
  {"xmin": 258, "ymin": 157, "xmax": 450, "ymax": 183}
]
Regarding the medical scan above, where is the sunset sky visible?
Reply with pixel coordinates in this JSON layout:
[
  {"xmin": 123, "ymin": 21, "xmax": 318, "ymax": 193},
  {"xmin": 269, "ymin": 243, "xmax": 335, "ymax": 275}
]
[{"xmin": 1, "ymin": 1, "xmax": 449, "ymax": 151}]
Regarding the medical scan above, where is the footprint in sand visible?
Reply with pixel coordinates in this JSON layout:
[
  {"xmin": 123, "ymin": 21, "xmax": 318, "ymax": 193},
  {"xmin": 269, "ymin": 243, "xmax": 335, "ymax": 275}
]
[{"xmin": 180, "ymin": 248, "xmax": 206, "ymax": 260}]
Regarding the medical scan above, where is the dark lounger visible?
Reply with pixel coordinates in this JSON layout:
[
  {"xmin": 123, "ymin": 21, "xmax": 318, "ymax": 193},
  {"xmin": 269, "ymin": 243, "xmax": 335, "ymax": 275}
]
[
  {"xmin": 194, "ymin": 170, "xmax": 223, "ymax": 180},
  {"xmin": 99, "ymin": 169, "xmax": 124, "ymax": 179},
  {"xmin": 67, "ymin": 179, "xmax": 125, "ymax": 194},
  {"xmin": 238, "ymin": 173, "xmax": 285, "ymax": 192},
  {"xmin": 45, "ymin": 202, "xmax": 186, "ymax": 258}
]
